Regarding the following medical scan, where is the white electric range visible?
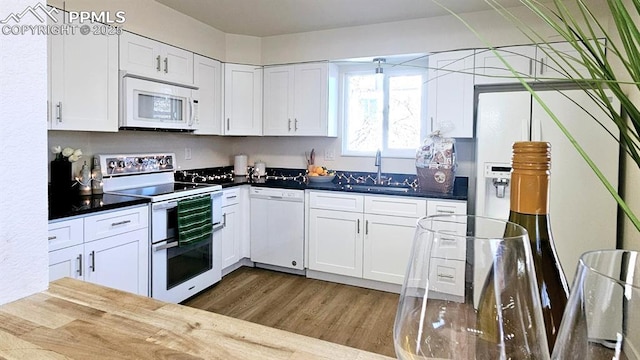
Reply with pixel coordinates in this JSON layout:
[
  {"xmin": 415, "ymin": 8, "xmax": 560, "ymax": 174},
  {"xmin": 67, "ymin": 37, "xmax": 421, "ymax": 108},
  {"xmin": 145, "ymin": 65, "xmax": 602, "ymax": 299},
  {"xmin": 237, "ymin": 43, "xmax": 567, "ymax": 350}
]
[{"xmin": 97, "ymin": 153, "xmax": 223, "ymax": 303}]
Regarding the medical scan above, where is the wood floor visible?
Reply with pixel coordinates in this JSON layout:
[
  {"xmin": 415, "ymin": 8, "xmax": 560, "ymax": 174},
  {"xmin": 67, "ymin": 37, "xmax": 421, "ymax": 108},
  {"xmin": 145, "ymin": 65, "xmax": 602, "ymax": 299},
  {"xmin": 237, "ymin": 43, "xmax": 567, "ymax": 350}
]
[{"xmin": 184, "ymin": 267, "xmax": 399, "ymax": 357}]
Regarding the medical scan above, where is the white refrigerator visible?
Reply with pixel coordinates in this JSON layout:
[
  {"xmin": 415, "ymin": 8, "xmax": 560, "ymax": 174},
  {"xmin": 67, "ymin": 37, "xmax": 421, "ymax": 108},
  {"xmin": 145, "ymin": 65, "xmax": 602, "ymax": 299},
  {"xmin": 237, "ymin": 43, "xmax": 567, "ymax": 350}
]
[{"xmin": 475, "ymin": 88, "xmax": 620, "ymax": 283}]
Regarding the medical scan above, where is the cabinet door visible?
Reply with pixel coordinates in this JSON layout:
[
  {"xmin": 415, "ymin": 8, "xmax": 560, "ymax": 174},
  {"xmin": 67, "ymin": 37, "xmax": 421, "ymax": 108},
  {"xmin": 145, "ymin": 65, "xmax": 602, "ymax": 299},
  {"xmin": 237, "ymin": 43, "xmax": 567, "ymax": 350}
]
[
  {"xmin": 84, "ymin": 228, "xmax": 149, "ymax": 296},
  {"xmin": 193, "ymin": 55, "xmax": 222, "ymax": 135},
  {"xmin": 474, "ymin": 45, "xmax": 537, "ymax": 84},
  {"xmin": 363, "ymin": 214, "xmax": 416, "ymax": 284},
  {"xmin": 224, "ymin": 64, "xmax": 263, "ymax": 136},
  {"xmin": 119, "ymin": 32, "xmax": 162, "ymax": 80},
  {"xmin": 536, "ymin": 41, "xmax": 597, "ymax": 81},
  {"xmin": 49, "ymin": 244, "xmax": 84, "ymax": 282},
  {"xmin": 161, "ymin": 44, "xmax": 194, "ymax": 85},
  {"xmin": 293, "ymin": 63, "xmax": 328, "ymax": 136},
  {"xmin": 221, "ymin": 203, "xmax": 241, "ymax": 269},
  {"xmin": 49, "ymin": 10, "xmax": 118, "ymax": 132},
  {"xmin": 427, "ymin": 50, "xmax": 475, "ymax": 138},
  {"xmin": 308, "ymin": 209, "xmax": 363, "ymax": 277},
  {"xmin": 263, "ymin": 65, "xmax": 295, "ymax": 135}
]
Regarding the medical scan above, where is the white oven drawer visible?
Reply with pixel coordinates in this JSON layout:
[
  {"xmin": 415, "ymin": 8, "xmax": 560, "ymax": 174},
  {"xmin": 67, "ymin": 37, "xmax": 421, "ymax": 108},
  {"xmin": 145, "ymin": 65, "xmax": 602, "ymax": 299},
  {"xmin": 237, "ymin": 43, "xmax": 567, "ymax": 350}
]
[
  {"xmin": 48, "ymin": 218, "xmax": 83, "ymax": 251},
  {"xmin": 84, "ymin": 205, "xmax": 149, "ymax": 242}
]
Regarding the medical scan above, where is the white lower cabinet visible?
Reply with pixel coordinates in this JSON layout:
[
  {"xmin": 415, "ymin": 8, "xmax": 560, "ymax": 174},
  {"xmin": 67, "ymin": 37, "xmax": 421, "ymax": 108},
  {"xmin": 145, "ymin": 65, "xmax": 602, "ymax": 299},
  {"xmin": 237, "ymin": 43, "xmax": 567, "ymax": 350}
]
[
  {"xmin": 363, "ymin": 214, "xmax": 417, "ymax": 284},
  {"xmin": 83, "ymin": 228, "xmax": 148, "ymax": 295},
  {"xmin": 308, "ymin": 208, "xmax": 363, "ymax": 277},
  {"xmin": 221, "ymin": 188, "xmax": 242, "ymax": 269},
  {"xmin": 49, "ymin": 244, "xmax": 83, "ymax": 282},
  {"xmin": 47, "ymin": 205, "xmax": 149, "ymax": 296},
  {"xmin": 308, "ymin": 191, "xmax": 433, "ymax": 286},
  {"xmin": 425, "ymin": 199, "xmax": 468, "ymax": 297}
]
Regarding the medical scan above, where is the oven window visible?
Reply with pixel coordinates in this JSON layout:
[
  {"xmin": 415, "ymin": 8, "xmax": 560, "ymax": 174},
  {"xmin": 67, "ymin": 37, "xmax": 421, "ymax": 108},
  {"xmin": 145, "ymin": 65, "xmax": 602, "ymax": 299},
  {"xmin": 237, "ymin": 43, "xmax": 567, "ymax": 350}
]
[
  {"xmin": 138, "ymin": 93, "xmax": 183, "ymax": 120},
  {"xmin": 166, "ymin": 236, "xmax": 213, "ymax": 290}
]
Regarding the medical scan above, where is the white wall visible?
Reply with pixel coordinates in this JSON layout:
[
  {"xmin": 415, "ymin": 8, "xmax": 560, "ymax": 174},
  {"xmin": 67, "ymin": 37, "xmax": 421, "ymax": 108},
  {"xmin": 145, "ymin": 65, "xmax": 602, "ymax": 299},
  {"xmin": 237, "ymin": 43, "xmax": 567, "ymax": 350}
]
[
  {"xmin": 47, "ymin": 0, "xmax": 228, "ymax": 60},
  {"xmin": 0, "ymin": 0, "xmax": 49, "ymax": 305}
]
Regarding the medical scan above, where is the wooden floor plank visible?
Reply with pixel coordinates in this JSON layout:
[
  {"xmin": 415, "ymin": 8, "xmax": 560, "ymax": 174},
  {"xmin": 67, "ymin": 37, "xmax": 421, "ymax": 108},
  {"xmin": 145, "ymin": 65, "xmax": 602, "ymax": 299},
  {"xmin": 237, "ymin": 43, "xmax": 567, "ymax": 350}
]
[{"xmin": 183, "ymin": 267, "xmax": 399, "ymax": 357}]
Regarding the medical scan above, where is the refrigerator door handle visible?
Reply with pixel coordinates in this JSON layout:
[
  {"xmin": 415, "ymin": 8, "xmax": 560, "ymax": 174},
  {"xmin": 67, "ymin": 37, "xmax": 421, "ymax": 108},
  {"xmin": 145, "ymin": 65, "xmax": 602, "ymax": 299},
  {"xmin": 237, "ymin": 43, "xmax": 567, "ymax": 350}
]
[{"xmin": 522, "ymin": 116, "xmax": 530, "ymax": 140}]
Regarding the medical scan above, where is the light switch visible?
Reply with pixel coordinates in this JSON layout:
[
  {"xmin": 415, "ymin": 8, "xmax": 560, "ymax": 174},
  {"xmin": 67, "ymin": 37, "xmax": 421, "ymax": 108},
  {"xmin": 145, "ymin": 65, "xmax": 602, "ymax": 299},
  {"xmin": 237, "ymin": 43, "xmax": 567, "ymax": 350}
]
[
  {"xmin": 185, "ymin": 147, "xmax": 192, "ymax": 160},
  {"xmin": 324, "ymin": 148, "xmax": 335, "ymax": 161}
]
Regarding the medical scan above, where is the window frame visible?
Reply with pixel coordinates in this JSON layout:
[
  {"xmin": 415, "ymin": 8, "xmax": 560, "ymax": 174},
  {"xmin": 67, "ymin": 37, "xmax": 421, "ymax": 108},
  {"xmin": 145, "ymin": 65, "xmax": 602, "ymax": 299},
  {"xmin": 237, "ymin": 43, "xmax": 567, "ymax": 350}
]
[{"xmin": 340, "ymin": 64, "xmax": 428, "ymax": 159}]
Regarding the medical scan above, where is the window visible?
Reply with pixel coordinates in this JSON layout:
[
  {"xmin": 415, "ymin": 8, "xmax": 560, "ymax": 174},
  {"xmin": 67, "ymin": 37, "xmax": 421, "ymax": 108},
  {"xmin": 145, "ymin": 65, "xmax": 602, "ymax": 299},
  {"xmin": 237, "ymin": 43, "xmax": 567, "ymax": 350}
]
[{"xmin": 342, "ymin": 67, "xmax": 427, "ymax": 158}]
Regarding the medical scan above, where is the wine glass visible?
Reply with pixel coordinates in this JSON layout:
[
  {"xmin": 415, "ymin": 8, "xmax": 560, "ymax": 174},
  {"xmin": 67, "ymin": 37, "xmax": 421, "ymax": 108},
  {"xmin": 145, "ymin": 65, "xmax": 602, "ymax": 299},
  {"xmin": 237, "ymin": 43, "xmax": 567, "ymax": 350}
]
[
  {"xmin": 552, "ymin": 250, "xmax": 640, "ymax": 360},
  {"xmin": 393, "ymin": 214, "xmax": 550, "ymax": 359}
]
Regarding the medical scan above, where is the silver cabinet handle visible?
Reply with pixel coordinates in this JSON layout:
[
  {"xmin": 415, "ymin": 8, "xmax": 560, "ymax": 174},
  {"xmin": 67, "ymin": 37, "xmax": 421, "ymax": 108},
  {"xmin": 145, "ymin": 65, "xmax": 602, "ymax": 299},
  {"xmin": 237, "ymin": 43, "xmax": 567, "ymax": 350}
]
[
  {"xmin": 223, "ymin": 213, "xmax": 227, "ymax": 228},
  {"xmin": 529, "ymin": 58, "xmax": 533, "ymax": 76},
  {"xmin": 288, "ymin": 118, "xmax": 291, "ymax": 131},
  {"xmin": 294, "ymin": 118, "xmax": 298, "ymax": 131},
  {"xmin": 365, "ymin": 220, "xmax": 369, "ymax": 235},
  {"xmin": 48, "ymin": 236, "xmax": 57, "ymax": 241},
  {"xmin": 156, "ymin": 55, "xmax": 161, "ymax": 71},
  {"xmin": 111, "ymin": 220, "xmax": 131, "ymax": 227},
  {"xmin": 77, "ymin": 254, "xmax": 83, "ymax": 277},
  {"xmin": 539, "ymin": 57, "xmax": 545, "ymax": 75},
  {"xmin": 56, "ymin": 102, "xmax": 62, "ymax": 123},
  {"xmin": 436, "ymin": 209, "xmax": 455, "ymax": 214},
  {"xmin": 164, "ymin": 57, "xmax": 169, "ymax": 73},
  {"xmin": 89, "ymin": 251, "xmax": 96, "ymax": 272},
  {"xmin": 438, "ymin": 274, "xmax": 455, "ymax": 279},
  {"xmin": 226, "ymin": 195, "xmax": 237, "ymax": 200},
  {"xmin": 226, "ymin": 118, "xmax": 230, "ymax": 131},
  {"xmin": 357, "ymin": 219, "xmax": 360, "ymax": 234}
]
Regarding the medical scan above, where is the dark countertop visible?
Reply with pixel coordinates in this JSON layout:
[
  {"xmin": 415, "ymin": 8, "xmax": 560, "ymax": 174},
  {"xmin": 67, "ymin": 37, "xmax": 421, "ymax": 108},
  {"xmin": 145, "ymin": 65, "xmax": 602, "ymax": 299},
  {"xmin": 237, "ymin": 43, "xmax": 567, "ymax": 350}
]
[
  {"xmin": 229, "ymin": 176, "xmax": 468, "ymax": 200},
  {"xmin": 49, "ymin": 191, "xmax": 149, "ymax": 221},
  {"xmin": 185, "ymin": 167, "xmax": 468, "ymax": 201},
  {"xmin": 49, "ymin": 168, "xmax": 468, "ymax": 220}
]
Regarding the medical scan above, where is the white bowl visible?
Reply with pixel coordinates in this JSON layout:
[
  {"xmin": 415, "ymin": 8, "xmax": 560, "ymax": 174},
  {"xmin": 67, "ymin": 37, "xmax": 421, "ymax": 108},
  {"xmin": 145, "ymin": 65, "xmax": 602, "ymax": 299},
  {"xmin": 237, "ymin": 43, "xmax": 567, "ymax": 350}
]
[{"xmin": 307, "ymin": 174, "xmax": 336, "ymax": 183}]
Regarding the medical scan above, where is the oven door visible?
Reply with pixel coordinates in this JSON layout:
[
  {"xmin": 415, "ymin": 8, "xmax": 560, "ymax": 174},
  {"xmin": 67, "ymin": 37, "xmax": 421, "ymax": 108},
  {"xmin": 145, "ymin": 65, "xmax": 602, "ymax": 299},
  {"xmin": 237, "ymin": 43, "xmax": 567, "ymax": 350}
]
[
  {"xmin": 121, "ymin": 76, "xmax": 197, "ymax": 131},
  {"xmin": 151, "ymin": 194, "xmax": 222, "ymax": 303}
]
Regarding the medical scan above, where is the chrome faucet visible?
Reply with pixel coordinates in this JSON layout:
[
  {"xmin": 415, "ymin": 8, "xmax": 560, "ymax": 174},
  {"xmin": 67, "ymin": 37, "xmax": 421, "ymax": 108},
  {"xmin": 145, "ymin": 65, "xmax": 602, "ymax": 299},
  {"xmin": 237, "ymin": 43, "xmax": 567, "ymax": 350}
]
[{"xmin": 375, "ymin": 149, "xmax": 383, "ymax": 184}]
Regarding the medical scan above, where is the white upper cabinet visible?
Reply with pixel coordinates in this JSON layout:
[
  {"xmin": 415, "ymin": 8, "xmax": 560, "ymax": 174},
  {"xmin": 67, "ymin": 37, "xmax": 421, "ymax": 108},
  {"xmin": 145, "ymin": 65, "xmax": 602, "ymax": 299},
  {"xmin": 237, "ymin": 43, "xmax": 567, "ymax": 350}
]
[
  {"xmin": 474, "ymin": 45, "xmax": 537, "ymax": 84},
  {"xmin": 263, "ymin": 62, "xmax": 338, "ymax": 136},
  {"xmin": 48, "ymin": 9, "xmax": 118, "ymax": 132},
  {"xmin": 427, "ymin": 50, "xmax": 475, "ymax": 138},
  {"xmin": 223, "ymin": 63, "xmax": 263, "ymax": 136},
  {"xmin": 119, "ymin": 31, "xmax": 193, "ymax": 85},
  {"xmin": 193, "ymin": 55, "xmax": 222, "ymax": 135},
  {"xmin": 475, "ymin": 41, "xmax": 598, "ymax": 84}
]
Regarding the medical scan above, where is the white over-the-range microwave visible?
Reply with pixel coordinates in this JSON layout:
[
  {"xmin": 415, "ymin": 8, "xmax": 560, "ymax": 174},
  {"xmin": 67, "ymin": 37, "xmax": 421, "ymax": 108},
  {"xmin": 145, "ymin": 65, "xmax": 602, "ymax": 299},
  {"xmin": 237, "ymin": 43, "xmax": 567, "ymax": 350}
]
[{"xmin": 120, "ymin": 73, "xmax": 200, "ymax": 131}]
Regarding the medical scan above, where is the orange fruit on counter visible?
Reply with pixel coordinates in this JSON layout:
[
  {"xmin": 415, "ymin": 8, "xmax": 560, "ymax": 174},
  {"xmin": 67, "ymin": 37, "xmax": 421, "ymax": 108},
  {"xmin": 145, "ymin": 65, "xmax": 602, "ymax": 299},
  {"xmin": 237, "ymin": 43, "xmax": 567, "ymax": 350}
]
[
  {"xmin": 309, "ymin": 172, "xmax": 318, "ymax": 177},
  {"xmin": 315, "ymin": 167, "xmax": 325, "ymax": 175}
]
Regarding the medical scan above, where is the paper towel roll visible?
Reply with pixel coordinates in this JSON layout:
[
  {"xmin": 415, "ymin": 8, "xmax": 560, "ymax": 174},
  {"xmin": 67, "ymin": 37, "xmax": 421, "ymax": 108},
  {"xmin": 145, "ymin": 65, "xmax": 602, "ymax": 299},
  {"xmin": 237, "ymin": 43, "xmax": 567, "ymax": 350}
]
[{"xmin": 234, "ymin": 154, "xmax": 248, "ymax": 176}]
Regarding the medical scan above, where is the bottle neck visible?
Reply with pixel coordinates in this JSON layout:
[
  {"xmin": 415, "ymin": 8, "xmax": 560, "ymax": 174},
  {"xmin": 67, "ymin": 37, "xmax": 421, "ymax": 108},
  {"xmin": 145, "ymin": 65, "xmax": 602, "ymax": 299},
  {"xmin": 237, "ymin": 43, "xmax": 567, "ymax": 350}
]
[{"xmin": 510, "ymin": 169, "xmax": 549, "ymax": 215}]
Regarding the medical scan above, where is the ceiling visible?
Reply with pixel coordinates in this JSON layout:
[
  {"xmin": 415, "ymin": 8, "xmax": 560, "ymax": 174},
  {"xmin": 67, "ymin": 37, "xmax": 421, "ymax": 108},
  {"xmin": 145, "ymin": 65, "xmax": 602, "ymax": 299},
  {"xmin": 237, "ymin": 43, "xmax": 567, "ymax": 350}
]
[{"xmin": 155, "ymin": 0, "xmax": 524, "ymax": 37}]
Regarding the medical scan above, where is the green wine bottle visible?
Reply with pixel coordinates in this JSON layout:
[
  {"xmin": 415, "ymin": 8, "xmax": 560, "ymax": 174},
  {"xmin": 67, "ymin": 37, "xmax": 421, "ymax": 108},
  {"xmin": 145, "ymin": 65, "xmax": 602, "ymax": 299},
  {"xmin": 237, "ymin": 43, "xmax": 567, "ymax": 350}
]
[{"xmin": 476, "ymin": 141, "xmax": 569, "ymax": 357}]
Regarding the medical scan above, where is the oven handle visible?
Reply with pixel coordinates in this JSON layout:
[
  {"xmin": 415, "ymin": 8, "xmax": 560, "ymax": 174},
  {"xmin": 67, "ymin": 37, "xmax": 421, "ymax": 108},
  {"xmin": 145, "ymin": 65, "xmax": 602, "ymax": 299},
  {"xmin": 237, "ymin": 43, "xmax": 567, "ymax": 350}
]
[
  {"xmin": 152, "ymin": 201, "xmax": 178, "ymax": 211},
  {"xmin": 153, "ymin": 240, "xmax": 179, "ymax": 252}
]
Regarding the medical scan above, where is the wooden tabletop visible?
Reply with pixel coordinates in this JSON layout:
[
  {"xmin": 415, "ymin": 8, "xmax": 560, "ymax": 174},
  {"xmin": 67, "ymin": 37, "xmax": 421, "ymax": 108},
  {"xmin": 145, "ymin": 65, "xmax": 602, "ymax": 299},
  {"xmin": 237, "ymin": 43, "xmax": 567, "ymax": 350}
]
[{"xmin": 0, "ymin": 278, "xmax": 395, "ymax": 359}]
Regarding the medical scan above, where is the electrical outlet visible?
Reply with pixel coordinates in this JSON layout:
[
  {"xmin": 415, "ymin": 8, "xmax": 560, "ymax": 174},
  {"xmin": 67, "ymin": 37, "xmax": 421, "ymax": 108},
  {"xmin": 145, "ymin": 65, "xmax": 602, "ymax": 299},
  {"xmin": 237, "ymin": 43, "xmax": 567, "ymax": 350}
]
[
  {"xmin": 184, "ymin": 147, "xmax": 192, "ymax": 160},
  {"xmin": 324, "ymin": 148, "xmax": 335, "ymax": 161}
]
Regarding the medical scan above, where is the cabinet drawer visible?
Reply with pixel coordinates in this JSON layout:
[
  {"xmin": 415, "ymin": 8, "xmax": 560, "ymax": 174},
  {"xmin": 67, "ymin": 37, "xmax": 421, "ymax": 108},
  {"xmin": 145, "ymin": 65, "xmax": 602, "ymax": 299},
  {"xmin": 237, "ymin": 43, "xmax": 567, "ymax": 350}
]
[
  {"xmin": 427, "ymin": 200, "xmax": 467, "ymax": 216},
  {"xmin": 365, "ymin": 195, "xmax": 426, "ymax": 218},
  {"xmin": 309, "ymin": 191, "xmax": 363, "ymax": 212},
  {"xmin": 84, "ymin": 205, "xmax": 149, "ymax": 242},
  {"xmin": 429, "ymin": 258, "xmax": 465, "ymax": 297},
  {"xmin": 222, "ymin": 188, "xmax": 240, "ymax": 207},
  {"xmin": 48, "ymin": 218, "xmax": 83, "ymax": 251},
  {"xmin": 430, "ymin": 220, "xmax": 467, "ymax": 261}
]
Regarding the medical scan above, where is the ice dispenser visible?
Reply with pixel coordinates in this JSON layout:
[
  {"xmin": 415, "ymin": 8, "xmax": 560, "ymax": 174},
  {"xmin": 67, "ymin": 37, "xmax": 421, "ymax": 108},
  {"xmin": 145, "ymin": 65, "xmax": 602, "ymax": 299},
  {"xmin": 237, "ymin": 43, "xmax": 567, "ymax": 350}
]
[{"xmin": 477, "ymin": 162, "xmax": 511, "ymax": 219}]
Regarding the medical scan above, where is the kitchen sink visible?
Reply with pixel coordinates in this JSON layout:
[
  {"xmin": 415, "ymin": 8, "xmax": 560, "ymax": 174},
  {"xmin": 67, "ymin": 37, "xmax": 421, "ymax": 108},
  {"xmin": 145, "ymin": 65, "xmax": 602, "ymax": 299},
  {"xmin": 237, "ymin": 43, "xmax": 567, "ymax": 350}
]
[{"xmin": 342, "ymin": 184, "xmax": 411, "ymax": 193}]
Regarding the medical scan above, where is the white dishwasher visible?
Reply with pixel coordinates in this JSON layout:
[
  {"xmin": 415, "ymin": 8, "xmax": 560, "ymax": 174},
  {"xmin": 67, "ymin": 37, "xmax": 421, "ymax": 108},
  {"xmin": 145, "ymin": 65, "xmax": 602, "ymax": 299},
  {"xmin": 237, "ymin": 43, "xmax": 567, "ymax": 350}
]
[{"xmin": 249, "ymin": 187, "xmax": 304, "ymax": 270}]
